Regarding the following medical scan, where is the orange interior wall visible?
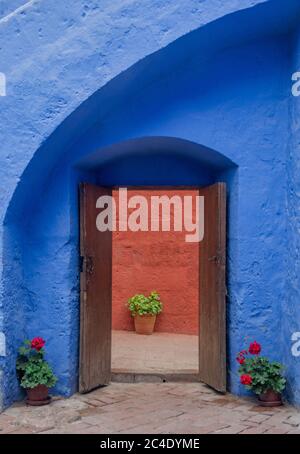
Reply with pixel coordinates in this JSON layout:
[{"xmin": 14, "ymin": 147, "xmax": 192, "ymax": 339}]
[{"xmin": 112, "ymin": 189, "xmax": 199, "ymax": 335}]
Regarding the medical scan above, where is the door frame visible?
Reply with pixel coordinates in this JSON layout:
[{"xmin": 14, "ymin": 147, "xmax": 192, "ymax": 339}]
[{"xmin": 79, "ymin": 183, "xmax": 227, "ymax": 392}]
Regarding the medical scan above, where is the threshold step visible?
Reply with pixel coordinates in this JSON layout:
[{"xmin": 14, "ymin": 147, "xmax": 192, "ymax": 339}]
[{"xmin": 111, "ymin": 370, "xmax": 200, "ymax": 383}]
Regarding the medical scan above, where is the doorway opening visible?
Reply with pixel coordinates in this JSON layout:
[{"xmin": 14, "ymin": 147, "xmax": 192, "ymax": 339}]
[
  {"xmin": 111, "ymin": 187, "xmax": 199, "ymax": 378},
  {"xmin": 79, "ymin": 180, "xmax": 227, "ymax": 394}
]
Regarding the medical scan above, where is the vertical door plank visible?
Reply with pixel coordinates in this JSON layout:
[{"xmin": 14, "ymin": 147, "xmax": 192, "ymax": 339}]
[
  {"xmin": 199, "ymin": 183, "xmax": 226, "ymax": 392},
  {"xmin": 79, "ymin": 183, "xmax": 112, "ymax": 393}
]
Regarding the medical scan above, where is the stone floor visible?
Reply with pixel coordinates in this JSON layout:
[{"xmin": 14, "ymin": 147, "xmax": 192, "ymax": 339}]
[
  {"xmin": 0, "ymin": 382, "xmax": 300, "ymax": 434},
  {"xmin": 112, "ymin": 330, "xmax": 198, "ymax": 373}
]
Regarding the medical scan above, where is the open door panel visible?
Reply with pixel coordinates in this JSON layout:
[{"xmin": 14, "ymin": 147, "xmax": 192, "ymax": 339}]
[
  {"xmin": 199, "ymin": 183, "xmax": 227, "ymax": 393},
  {"xmin": 79, "ymin": 183, "xmax": 112, "ymax": 393}
]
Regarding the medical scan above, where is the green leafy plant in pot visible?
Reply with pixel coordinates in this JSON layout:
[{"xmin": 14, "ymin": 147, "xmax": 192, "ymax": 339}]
[
  {"xmin": 127, "ymin": 291, "xmax": 163, "ymax": 335},
  {"xmin": 16, "ymin": 337, "xmax": 57, "ymax": 406},
  {"xmin": 237, "ymin": 341, "xmax": 286, "ymax": 407}
]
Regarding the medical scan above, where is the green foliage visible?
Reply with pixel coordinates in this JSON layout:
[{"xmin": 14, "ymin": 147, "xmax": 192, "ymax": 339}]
[
  {"xmin": 16, "ymin": 340, "xmax": 57, "ymax": 389},
  {"xmin": 239, "ymin": 356, "xmax": 286, "ymax": 395},
  {"xmin": 127, "ymin": 291, "xmax": 163, "ymax": 316}
]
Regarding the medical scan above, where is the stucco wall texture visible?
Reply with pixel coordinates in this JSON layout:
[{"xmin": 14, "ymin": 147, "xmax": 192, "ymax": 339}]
[
  {"xmin": 284, "ymin": 29, "xmax": 300, "ymax": 405},
  {"xmin": 1, "ymin": 0, "xmax": 300, "ymax": 409},
  {"xmin": 112, "ymin": 189, "xmax": 199, "ymax": 335}
]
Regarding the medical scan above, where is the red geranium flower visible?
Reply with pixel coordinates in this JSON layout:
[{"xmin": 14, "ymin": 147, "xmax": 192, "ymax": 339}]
[
  {"xmin": 236, "ymin": 349, "xmax": 248, "ymax": 364},
  {"xmin": 240, "ymin": 374, "xmax": 252, "ymax": 386},
  {"xmin": 236, "ymin": 356, "xmax": 245, "ymax": 365},
  {"xmin": 249, "ymin": 341, "xmax": 261, "ymax": 355},
  {"xmin": 31, "ymin": 337, "xmax": 45, "ymax": 351}
]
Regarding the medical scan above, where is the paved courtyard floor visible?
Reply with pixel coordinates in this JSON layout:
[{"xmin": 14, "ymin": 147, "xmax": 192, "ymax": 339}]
[
  {"xmin": 112, "ymin": 330, "xmax": 198, "ymax": 373},
  {"xmin": 0, "ymin": 382, "xmax": 300, "ymax": 434}
]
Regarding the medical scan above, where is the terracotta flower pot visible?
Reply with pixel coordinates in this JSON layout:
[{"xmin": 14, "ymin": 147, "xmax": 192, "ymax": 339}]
[
  {"xmin": 258, "ymin": 390, "xmax": 282, "ymax": 407},
  {"xmin": 26, "ymin": 384, "xmax": 51, "ymax": 406},
  {"xmin": 134, "ymin": 314, "xmax": 156, "ymax": 335}
]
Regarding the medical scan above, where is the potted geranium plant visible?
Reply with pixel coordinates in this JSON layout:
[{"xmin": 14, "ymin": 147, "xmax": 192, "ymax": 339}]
[
  {"xmin": 16, "ymin": 337, "xmax": 57, "ymax": 406},
  {"xmin": 127, "ymin": 291, "xmax": 163, "ymax": 335},
  {"xmin": 237, "ymin": 341, "xmax": 286, "ymax": 407}
]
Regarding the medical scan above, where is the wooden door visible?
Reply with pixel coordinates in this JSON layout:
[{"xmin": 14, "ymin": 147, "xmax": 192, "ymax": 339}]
[
  {"xmin": 79, "ymin": 183, "xmax": 112, "ymax": 393},
  {"xmin": 199, "ymin": 183, "xmax": 227, "ymax": 392}
]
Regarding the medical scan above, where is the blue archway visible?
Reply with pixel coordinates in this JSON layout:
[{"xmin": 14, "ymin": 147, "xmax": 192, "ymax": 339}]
[
  {"xmin": 2, "ymin": 0, "xmax": 300, "ymax": 407},
  {"xmin": 2, "ymin": 133, "xmax": 237, "ymax": 404}
]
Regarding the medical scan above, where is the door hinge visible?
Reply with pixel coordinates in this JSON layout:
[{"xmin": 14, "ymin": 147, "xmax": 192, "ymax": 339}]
[
  {"xmin": 80, "ymin": 256, "xmax": 94, "ymax": 275},
  {"xmin": 80, "ymin": 256, "xmax": 84, "ymax": 273}
]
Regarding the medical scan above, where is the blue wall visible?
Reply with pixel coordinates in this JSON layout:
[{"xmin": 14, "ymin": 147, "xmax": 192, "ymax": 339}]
[
  {"xmin": 1, "ymin": 0, "xmax": 300, "ymax": 407},
  {"xmin": 0, "ymin": 1, "xmax": 25, "ymax": 20},
  {"xmin": 284, "ymin": 27, "xmax": 300, "ymax": 404}
]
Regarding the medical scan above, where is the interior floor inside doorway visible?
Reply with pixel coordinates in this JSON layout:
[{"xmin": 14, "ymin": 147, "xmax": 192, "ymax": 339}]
[{"xmin": 111, "ymin": 330, "xmax": 198, "ymax": 375}]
